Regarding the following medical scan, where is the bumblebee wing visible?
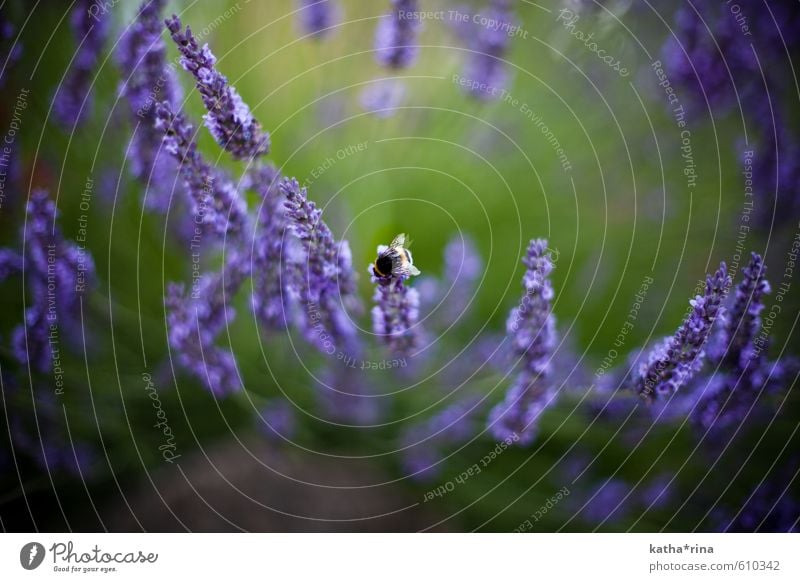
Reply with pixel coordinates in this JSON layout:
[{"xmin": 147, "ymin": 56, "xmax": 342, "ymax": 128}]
[
  {"xmin": 407, "ymin": 264, "xmax": 421, "ymax": 277},
  {"xmin": 389, "ymin": 233, "xmax": 407, "ymax": 249}
]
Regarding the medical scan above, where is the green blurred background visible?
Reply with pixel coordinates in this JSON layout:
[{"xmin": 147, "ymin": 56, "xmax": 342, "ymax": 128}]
[{"xmin": 1, "ymin": 0, "xmax": 798, "ymax": 532}]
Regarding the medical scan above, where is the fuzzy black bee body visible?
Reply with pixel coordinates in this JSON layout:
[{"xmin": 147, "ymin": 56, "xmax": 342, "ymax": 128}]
[{"xmin": 372, "ymin": 233, "xmax": 421, "ymax": 279}]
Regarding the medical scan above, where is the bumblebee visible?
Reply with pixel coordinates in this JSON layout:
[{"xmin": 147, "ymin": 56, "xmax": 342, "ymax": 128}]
[{"xmin": 372, "ymin": 233, "xmax": 421, "ymax": 279}]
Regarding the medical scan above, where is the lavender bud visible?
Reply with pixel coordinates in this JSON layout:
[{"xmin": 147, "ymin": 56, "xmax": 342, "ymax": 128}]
[
  {"xmin": 0, "ymin": 248, "xmax": 22, "ymax": 282},
  {"xmin": 374, "ymin": 0, "xmax": 421, "ymax": 69},
  {"xmin": 461, "ymin": 0, "xmax": 515, "ymax": 100},
  {"xmin": 439, "ymin": 235, "xmax": 482, "ymax": 324},
  {"xmin": 257, "ymin": 399, "xmax": 297, "ymax": 440},
  {"xmin": 53, "ymin": 0, "xmax": 110, "ymax": 128},
  {"xmin": 400, "ymin": 396, "xmax": 481, "ymax": 480},
  {"xmin": 296, "ymin": 0, "xmax": 340, "ymax": 38}
]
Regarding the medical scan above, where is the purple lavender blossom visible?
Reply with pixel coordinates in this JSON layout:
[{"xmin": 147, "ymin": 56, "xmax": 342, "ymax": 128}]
[
  {"xmin": 155, "ymin": 101, "xmax": 249, "ymax": 237},
  {"xmin": 296, "ymin": 0, "xmax": 340, "ymax": 38},
  {"xmin": 165, "ymin": 15, "xmax": 270, "ymax": 160},
  {"xmin": 257, "ymin": 399, "xmax": 297, "ymax": 440},
  {"xmin": 117, "ymin": 0, "xmax": 182, "ymax": 212},
  {"xmin": 746, "ymin": 120, "xmax": 800, "ymax": 228},
  {"xmin": 691, "ymin": 255, "xmax": 794, "ymax": 436},
  {"xmin": 165, "ymin": 251, "xmax": 248, "ymax": 396},
  {"xmin": 53, "ymin": 0, "xmax": 110, "ymax": 128},
  {"xmin": 710, "ymin": 253, "xmax": 769, "ymax": 370},
  {"xmin": 631, "ymin": 263, "xmax": 729, "ymax": 402},
  {"xmin": 0, "ymin": 19, "xmax": 23, "ymax": 88},
  {"xmin": 317, "ymin": 364, "xmax": 381, "ymax": 424},
  {"xmin": 718, "ymin": 476, "xmax": 800, "ymax": 532},
  {"xmin": 439, "ymin": 235, "xmax": 482, "ymax": 324},
  {"xmin": 460, "ymin": 0, "xmax": 515, "ymax": 100},
  {"xmin": 661, "ymin": 4, "xmax": 754, "ymax": 116},
  {"xmin": 400, "ymin": 396, "xmax": 481, "ymax": 480},
  {"xmin": 11, "ymin": 190, "xmax": 94, "ymax": 373},
  {"xmin": 281, "ymin": 177, "xmax": 361, "ymax": 356},
  {"xmin": 374, "ymin": 0, "xmax": 421, "ymax": 69},
  {"xmin": 578, "ymin": 478, "xmax": 631, "ymax": 525},
  {"xmin": 359, "ymin": 79, "xmax": 406, "ymax": 118},
  {"xmin": 488, "ymin": 239, "xmax": 557, "ymax": 445},
  {"xmin": 246, "ymin": 164, "xmax": 294, "ymax": 330},
  {"xmin": 371, "ymin": 275, "xmax": 421, "ymax": 357},
  {"xmin": 0, "ymin": 248, "xmax": 22, "ymax": 281}
]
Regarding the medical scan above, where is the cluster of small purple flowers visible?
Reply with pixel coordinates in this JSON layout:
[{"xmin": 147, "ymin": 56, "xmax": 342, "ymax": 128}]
[
  {"xmin": 459, "ymin": 0, "xmax": 515, "ymax": 100},
  {"xmin": 165, "ymin": 15, "xmax": 270, "ymax": 160},
  {"xmin": 662, "ymin": 1, "xmax": 800, "ymax": 226},
  {"xmin": 116, "ymin": 0, "xmax": 182, "ymax": 212},
  {"xmin": 295, "ymin": 0, "xmax": 340, "ymax": 38},
  {"xmin": 3, "ymin": 191, "xmax": 95, "ymax": 373},
  {"xmin": 631, "ymin": 263, "xmax": 729, "ymax": 402}
]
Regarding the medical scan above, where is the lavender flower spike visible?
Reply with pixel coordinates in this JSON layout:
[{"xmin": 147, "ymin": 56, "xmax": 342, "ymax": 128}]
[
  {"xmin": 165, "ymin": 15, "xmax": 270, "ymax": 159},
  {"xmin": 246, "ymin": 164, "xmax": 293, "ymax": 330},
  {"xmin": 54, "ymin": 0, "xmax": 110, "ymax": 128},
  {"xmin": 281, "ymin": 177, "xmax": 361, "ymax": 355},
  {"xmin": 166, "ymin": 251, "xmax": 248, "ymax": 396},
  {"xmin": 440, "ymin": 235, "xmax": 482, "ymax": 324},
  {"xmin": 375, "ymin": 0, "xmax": 421, "ymax": 69},
  {"xmin": 711, "ymin": 253, "xmax": 770, "ymax": 370},
  {"xmin": 488, "ymin": 239, "xmax": 557, "ymax": 445},
  {"xmin": 371, "ymin": 275, "xmax": 422, "ymax": 357},
  {"xmin": 632, "ymin": 262, "xmax": 729, "ymax": 402},
  {"xmin": 461, "ymin": 0, "xmax": 515, "ymax": 100},
  {"xmin": 11, "ymin": 190, "xmax": 95, "ymax": 372},
  {"xmin": 155, "ymin": 101, "xmax": 249, "ymax": 237},
  {"xmin": 400, "ymin": 396, "xmax": 481, "ymax": 480},
  {"xmin": 117, "ymin": 0, "xmax": 181, "ymax": 212},
  {"xmin": 296, "ymin": 0, "xmax": 340, "ymax": 38}
]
